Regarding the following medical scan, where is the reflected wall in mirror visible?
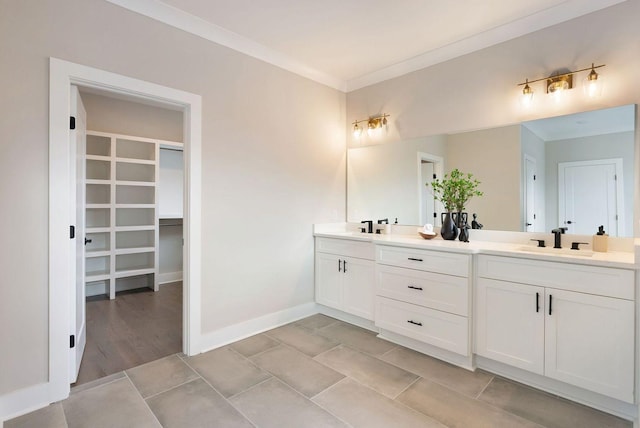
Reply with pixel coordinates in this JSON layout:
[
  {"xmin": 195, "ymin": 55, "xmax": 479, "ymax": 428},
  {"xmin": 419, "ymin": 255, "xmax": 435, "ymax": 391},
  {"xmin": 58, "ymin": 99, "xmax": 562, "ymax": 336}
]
[{"xmin": 347, "ymin": 104, "xmax": 636, "ymax": 237}]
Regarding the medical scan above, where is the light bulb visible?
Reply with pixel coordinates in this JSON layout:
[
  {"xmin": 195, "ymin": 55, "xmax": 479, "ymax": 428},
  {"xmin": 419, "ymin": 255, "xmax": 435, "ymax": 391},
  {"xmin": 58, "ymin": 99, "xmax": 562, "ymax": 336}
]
[
  {"xmin": 584, "ymin": 65, "xmax": 603, "ymax": 98},
  {"xmin": 521, "ymin": 80, "xmax": 534, "ymax": 107},
  {"xmin": 353, "ymin": 123, "xmax": 362, "ymax": 138}
]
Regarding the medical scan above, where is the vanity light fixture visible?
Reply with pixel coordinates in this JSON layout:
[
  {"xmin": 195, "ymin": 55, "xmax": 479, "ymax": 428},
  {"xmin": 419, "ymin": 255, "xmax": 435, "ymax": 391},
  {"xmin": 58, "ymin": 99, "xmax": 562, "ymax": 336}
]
[
  {"xmin": 352, "ymin": 114, "xmax": 390, "ymax": 138},
  {"xmin": 518, "ymin": 63, "xmax": 605, "ymax": 104}
]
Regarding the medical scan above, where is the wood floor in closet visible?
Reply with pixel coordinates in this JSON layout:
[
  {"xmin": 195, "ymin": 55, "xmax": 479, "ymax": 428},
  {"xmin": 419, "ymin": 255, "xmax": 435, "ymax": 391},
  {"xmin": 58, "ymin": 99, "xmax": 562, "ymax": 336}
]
[{"xmin": 73, "ymin": 281, "xmax": 182, "ymax": 386}]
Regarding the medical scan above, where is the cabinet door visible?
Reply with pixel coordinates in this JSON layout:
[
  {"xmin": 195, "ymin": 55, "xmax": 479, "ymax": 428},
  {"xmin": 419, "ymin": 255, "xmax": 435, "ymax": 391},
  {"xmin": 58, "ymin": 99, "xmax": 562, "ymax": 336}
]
[
  {"xmin": 544, "ymin": 289, "xmax": 634, "ymax": 403},
  {"xmin": 315, "ymin": 252, "xmax": 343, "ymax": 310},
  {"xmin": 343, "ymin": 256, "xmax": 375, "ymax": 321},
  {"xmin": 475, "ymin": 278, "xmax": 544, "ymax": 374}
]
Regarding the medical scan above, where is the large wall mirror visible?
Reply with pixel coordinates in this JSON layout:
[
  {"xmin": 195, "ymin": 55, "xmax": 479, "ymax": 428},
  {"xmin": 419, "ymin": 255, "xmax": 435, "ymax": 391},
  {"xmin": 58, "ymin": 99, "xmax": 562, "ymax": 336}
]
[{"xmin": 347, "ymin": 104, "xmax": 636, "ymax": 237}]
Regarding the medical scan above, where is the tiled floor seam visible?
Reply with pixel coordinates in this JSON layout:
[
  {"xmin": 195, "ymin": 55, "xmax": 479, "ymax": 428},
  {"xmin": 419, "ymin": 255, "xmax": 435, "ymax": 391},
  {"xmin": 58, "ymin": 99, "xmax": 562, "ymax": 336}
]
[
  {"xmin": 69, "ymin": 371, "xmax": 127, "ymax": 395},
  {"xmin": 391, "ymin": 375, "xmax": 422, "ymax": 400},
  {"xmin": 123, "ymin": 372, "xmax": 164, "ymax": 428},
  {"xmin": 176, "ymin": 353, "xmax": 248, "ymax": 400},
  {"xmin": 225, "ymin": 376, "xmax": 275, "ymax": 401},
  {"xmin": 473, "ymin": 373, "xmax": 496, "ymax": 399},
  {"xmin": 141, "ymin": 376, "xmax": 205, "ymax": 401}
]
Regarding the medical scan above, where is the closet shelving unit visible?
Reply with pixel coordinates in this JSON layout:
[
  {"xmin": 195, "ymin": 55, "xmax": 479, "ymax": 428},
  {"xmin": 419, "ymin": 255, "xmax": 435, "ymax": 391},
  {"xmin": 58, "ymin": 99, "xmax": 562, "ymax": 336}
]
[{"xmin": 84, "ymin": 131, "xmax": 181, "ymax": 299}]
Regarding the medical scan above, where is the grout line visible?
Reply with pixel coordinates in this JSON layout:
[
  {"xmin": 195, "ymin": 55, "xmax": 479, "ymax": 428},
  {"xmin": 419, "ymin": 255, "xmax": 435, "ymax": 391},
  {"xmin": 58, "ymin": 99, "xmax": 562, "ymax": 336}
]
[
  {"xmin": 142, "ymin": 376, "xmax": 201, "ymax": 401},
  {"xmin": 474, "ymin": 373, "xmax": 495, "ymax": 399},
  {"xmin": 123, "ymin": 372, "xmax": 164, "ymax": 427},
  {"xmin": 392, "ymin": 375, "xmax": 422, "ymax": 400},
  {"xmin": 225, "ymin": 376, "xmax": 275, "ymax": 401}
]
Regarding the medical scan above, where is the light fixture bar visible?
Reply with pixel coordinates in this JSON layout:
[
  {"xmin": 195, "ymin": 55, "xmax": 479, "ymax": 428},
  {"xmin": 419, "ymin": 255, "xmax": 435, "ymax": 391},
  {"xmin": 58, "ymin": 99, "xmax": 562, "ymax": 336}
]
[
  {"xmin": 352, "ymin": 113, "xmax": 390, "ymax": 127},
  {"xmin": 517, "ymin": 64, "xmax": 605, "ymax": 87}
]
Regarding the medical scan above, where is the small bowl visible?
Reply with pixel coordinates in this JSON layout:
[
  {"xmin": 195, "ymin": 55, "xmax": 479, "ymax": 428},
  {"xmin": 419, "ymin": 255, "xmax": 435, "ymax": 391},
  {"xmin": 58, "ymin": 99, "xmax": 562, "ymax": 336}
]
[{"xmin": 418, "ymin": 231, "xmax": 437, "ymax": 240}]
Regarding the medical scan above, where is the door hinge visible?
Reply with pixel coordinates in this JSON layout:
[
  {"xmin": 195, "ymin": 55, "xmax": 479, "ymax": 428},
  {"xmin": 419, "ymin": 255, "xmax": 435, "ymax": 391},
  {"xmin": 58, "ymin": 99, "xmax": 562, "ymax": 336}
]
[
  {"xmin": 533, "ymin": 174, "xmax": 536, "ymax": 180},
  {"xmin": 70, "ymin": 116, "xmax": 76, "ymax": 130},
  {"xmin": 70, "ymin": 225, "xmax": 75, "ymax": 239},
  {"xmin": 432, "ymin": 173, "xmax": 437, "ymax": 180},
  {"xmin": 433, "ymin": 212, "xmax": 437, "ymax": 218},
  {"xmin": 70, "ymin": 334, "xmax": 75, "ymax": 349},
  {"xmin": 614, "ymin": 174, "xmax": 617, "ymax": 181},
  {"xmin": 533, "ymin": 214, "xmax": 537, "ymax": 219}
]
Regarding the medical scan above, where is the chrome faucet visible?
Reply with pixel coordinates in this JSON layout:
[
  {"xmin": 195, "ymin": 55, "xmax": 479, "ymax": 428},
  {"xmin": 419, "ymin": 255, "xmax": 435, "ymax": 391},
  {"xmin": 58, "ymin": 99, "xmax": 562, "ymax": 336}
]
[{"xmin": 551, "ymin": 227, "xmax": 568, "ymax": 248}]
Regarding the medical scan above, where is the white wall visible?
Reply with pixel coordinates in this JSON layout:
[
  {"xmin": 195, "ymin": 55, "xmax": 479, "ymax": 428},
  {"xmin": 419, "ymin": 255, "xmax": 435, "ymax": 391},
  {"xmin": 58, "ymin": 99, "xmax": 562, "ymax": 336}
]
[
  {"xmin": 0, "ymin": 0, "xmax": 345, "ymax": 397},
  {"xmin": 445, "ymin": 125, "xmax": 521, "ymax": 231},
  {"xmin": 346, "ymin": 0, "xmax": 640, "ymax": 236},
  {"xmin": 347, "ymin": 135, "xmax": 447, "ymax": 224}
]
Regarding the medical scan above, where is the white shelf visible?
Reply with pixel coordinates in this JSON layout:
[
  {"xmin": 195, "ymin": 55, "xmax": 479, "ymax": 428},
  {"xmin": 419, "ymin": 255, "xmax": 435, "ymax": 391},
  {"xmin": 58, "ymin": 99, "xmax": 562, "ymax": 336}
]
[
  {"xmin": 86, "ymin": 273, "xmax": 110, "ymax": 282},
  {"xmin": 115, "ymin": 225, "xmax": 155, "ymax": 232},
  {"xmin": 86, "ymin": 250, "xmax": 111, "ymax": 258},
  {"xmin": 116, "ymin": 203, "xmax": 155, "ymax": 209},
  {"xmin": 86, "ymin": 179, "xmax": 110, "ymax": 185},
  {"xmin": 115, "ymin": 157, "xmax": 155, "ymax": 165},
  {"xmin": 114, "ymin": 268, "xmax": 155, "ymax": 279},
  {"xmin": 115, "ymin": 247, "xmax": 155, "ymax": 255},
  {"xmin": 86, "ymin": 154, "xmax": 110, "ymax": 162},
  {"xmin": 86, "ymin": 227, "xmax": 111, "ymax": 233},
  {"xmin": 86, "ymin": 203, "xmax": 110, "ymax": 209},
  {"xmin": 115, "ymin": 180, "xmax": 156, "ymax": 187}
]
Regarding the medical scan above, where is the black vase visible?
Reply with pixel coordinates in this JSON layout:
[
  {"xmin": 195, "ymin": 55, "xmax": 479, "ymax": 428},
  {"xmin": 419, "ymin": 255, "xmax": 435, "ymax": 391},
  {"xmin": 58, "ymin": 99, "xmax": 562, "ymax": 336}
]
[
  {"xmin": 458, "ymin": 212, "xmax": 469, "ymax": 242},
  {"xmin": 440, "ymin": 212, "xmax": 458, "ymax": 240}
]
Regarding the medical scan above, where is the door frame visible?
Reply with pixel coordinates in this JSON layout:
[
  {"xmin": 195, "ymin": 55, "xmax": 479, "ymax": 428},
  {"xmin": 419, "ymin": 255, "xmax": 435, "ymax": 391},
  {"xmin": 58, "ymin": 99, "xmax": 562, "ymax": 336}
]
[
  {"xmin": 417, "ymin": 152, "xmax": 444, "ymax": 226},
  {"xmin": 523, "ymin": 154, "xmax": 536, "ymax": 232},
  {"xmin": 49, "ymin": 58, "xmax": 202, "ymax": 402}
]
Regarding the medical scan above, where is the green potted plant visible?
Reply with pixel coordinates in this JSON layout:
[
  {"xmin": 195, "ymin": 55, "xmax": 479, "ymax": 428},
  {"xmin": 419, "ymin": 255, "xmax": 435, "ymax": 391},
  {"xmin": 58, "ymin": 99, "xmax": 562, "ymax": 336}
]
[{"xmin": 429, "ymin": 169, "xmax": 483, "ymax": 240}]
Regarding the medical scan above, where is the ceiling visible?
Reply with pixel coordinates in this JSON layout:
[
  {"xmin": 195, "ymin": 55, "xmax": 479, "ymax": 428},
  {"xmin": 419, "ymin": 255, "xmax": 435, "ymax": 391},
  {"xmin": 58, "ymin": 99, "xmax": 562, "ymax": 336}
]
[{"xmin": 106, "ymin": 0, "xmax": 626, "ymax": 91}]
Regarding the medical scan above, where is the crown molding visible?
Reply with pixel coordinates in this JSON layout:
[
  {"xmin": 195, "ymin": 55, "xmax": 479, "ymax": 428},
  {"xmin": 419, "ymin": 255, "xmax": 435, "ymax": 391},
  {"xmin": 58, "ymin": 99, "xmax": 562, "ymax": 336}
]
[
  {"xmin": 105, "ymin": 0, "xmax": 626, "ymax": 93},
  {"xmin": 104, "ymin": 0, "xmax": 347, "ymax": 91}
]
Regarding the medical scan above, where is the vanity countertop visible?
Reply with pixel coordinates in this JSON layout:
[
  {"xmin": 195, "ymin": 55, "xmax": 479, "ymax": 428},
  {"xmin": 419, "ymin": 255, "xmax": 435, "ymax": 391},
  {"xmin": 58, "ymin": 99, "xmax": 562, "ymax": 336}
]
[{"xmin": 314, "ymin": 229, "xmax": 637, "ymax": 269}]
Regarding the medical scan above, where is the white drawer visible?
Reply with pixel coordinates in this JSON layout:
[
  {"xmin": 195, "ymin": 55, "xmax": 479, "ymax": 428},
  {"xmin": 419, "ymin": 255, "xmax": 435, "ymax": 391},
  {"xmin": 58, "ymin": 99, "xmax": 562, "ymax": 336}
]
[
  {"xmin": 316, "ymin": 237, "xmax": 375, "ymax": 260},
  {"xmin": 375, "ymin": 296, "xmax": 468, "ymax": 356},
  {"xmin": 376, "ymin": 264, "xmax": 468, "ymax": 316},
  {"xmin": 477, "ymin": 255, "xmax": 634, "ymax": 300},
  {"xmin": 376, "ymin": 245, "xmax": 469, "ymax": 277}
]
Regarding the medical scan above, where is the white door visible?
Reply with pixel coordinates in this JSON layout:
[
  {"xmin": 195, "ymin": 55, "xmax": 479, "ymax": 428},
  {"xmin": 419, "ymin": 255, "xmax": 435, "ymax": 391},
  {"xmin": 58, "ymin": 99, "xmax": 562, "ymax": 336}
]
[
  {"xmin": 475, "ymin": 278, "xmax": 544, "ymax": 374},
  {"xmin": 544, "ymin": 288, "xmax": 634, "ymax": 403},
  {"xmin": 342, "ymin": 256, "xmax": 375, "ymax": 321},
  {"xmin": 558, "ymin": 159, "xmax": 622, "ymax": 236},
  {"xmin": 69, "ymin": 85, "xmax": 87, "ymax": 383},
  {"xmin": 523, "ymin": 155, "xmax": 536, "ymax": 232}
]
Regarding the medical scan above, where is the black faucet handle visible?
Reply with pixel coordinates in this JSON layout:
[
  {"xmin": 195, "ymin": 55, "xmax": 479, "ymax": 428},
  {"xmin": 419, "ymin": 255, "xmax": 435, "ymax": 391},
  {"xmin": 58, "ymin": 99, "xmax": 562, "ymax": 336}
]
[
  {"xmin": 530, "ymin": 239, "xmax": 546, "ymax": 248},
  {"xmin": 361, "ymin": 220, "xmax": 373, "ymax": 234},
  {"xmin": 377, "ymin": 218, "xmax": 389, "ymax": 224},
  {"xmin": 570, "ymin": 242, "xmax": 589, "ymax": 250}
]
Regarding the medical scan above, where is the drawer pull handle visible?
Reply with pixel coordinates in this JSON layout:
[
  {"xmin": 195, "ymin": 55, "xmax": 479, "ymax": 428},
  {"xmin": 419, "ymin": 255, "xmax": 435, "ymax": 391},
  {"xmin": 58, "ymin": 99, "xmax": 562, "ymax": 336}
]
[
  {"xmin": 338, "ymin": 259, "xmax": 342, "ymax": 272},
  {"xmin": 343, "ymin": 260, "xmax": 347, "ymax": 273},
  {"xmin": 407, "ymin": 320, "xmax": 423, "ymax": 326},
  {"xmin": 407, "ymin": 285, "xmax": 423, "ymax": 291},
  {"xmin": 549, "ymin": 294, "xmax": 553, "ymax": 315},
  {"xmin": 536, "ymin": 292, "xmax": 540, "ymax": 313},
  {"xmin": 407, "ymin": 257, "xmax": 423, "ymax": 262}
]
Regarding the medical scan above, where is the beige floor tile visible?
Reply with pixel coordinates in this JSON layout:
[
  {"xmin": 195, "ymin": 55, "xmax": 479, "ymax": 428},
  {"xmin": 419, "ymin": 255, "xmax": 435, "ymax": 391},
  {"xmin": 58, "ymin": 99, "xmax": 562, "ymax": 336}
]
[
  {"xmin": 265, "ymin": 324, "xmax": 338, "ymax": 357},
  {"xmin": 229, "ymin": 333, "xmax": 279, "ymax": 357},
  {"xmin": 314, "ymin": 345, "xmax": 418, "ymax": 398},
  {"xmin": 70, "ymin": 371, "xmax": 126, "ymax": 395},
  {"xmin": 398, "ymin": 378, "xmax": 542, "ymax": 428},
  {"xmin": 479, "ymin": 377, "xmax": 632, "ymax": 428},
  {"xmin": 126, "ymin": 354, "xmax": 199, "ymax": 398},
  {"xmin": 250, "ymin": 345, "xmax": 344, "ymax": 397},
  {"xmin": 62, "ymin": 378, "xmax": 160, "ymax": 428},
  {"xmin": 4, "ymin": 403, "xmax": 67, "ymax": 428},
  {"xmin": 185, "ymin": 347, "xmax": 271, "ymax": 398},
  {"xmin": 317, "ymin": 321, "xmax": 397, "ymax": 356},
  {"xmin": 313, "ymin": 378, "xmax": 446, "ymax": 428},
  {"xmin": 295, "ymin": 314, "xmax": 339, "ymax": 330},
  {"xmin": 381, "ymin": 346, "xmax": 493, "ymax": 397},
  {"xmin": 229, "ymin": 377, "xmax": 347, "ymax": 427},
  {"xmin": 146, "ymin": 378, "xmax": 253, "ymax": 428}
]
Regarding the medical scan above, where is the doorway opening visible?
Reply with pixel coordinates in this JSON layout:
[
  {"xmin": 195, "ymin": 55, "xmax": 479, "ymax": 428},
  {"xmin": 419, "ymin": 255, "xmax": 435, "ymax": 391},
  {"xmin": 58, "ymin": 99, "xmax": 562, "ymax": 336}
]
[
  {"xmin": 71, "ymin": 87, "xmax": 186, "ymax": 385},
  {"xmin": 417, "ymin": 152, "xmax": 444, "ymax": 227},
  {"xmin": 49, "ymin": 58, "xmax": 202, "ymax": 403}
]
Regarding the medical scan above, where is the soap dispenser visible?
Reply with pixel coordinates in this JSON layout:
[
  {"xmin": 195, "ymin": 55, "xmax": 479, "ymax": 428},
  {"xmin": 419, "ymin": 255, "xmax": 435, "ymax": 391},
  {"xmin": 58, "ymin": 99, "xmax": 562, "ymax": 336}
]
[{"xmin": 593, "ymin": 225, "xmax": 609, "ymax": 252}]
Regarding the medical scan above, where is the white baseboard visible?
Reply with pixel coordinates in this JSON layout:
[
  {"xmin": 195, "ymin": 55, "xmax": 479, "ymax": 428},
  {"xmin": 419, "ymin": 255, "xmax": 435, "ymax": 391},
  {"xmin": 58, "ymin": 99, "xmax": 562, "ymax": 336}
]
[
  {"xmin": 0, "ymin": 382, "xmax": 50, "ymax": 424},
  {"xmin": 159, "ymin": 271, "xmax": 183, "ymax": 285},
  {"xmin": 198, "ymin": 302, "xmax": 318, "ymax": 354}
]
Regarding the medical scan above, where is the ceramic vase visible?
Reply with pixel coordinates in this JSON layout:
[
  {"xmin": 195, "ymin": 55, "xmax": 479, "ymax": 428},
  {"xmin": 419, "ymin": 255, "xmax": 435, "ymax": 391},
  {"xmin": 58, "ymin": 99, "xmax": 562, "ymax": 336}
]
[{"xmin": 440, "ymin": 212, "xmax": 458, "ymax": 240}]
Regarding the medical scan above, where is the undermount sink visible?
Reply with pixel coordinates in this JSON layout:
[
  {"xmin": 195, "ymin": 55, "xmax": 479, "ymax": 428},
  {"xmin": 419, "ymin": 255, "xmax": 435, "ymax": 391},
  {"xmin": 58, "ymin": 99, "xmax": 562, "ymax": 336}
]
[{"xmin": 517, "ymin": 245, "xmax": 594, "ymax": 257}]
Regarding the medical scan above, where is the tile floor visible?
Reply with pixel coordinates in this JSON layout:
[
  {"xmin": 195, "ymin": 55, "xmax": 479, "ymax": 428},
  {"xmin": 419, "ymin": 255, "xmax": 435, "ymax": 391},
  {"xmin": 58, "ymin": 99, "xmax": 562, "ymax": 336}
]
[{"xmin": 5, "ymin": 314, "xmax": 632, "ymax": 428}]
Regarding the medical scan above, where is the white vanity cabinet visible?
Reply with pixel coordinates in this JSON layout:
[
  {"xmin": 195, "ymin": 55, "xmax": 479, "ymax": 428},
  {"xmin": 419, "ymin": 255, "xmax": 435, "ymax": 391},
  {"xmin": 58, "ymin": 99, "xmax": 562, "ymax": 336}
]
[
  {"xmin": 375, "ymin": 245, "xmax": 471, "ymax": 356},
  {"xmin": 475, "ymin": 255, "xmax": 635, "ymax": 403},
  {"xmin": 315, "ymin": 238, "xmax": 375, "ymax": 320}
]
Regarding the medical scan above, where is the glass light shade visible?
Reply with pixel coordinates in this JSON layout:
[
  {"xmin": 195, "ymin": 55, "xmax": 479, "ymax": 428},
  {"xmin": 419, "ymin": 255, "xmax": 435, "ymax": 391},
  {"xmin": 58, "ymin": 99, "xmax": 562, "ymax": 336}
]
[
  {"xmin": 584, "ymin": 74, "xmax": 603, "ymax": 98},
  {"xmin": 353, "ymin": 123, "xmax": 362, "ymax": 138},
  {"xmin": 521, "ymin": 84, "xmax": 534, "ymax": 107}
]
